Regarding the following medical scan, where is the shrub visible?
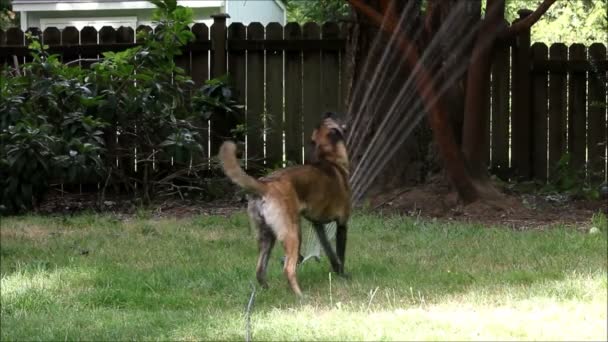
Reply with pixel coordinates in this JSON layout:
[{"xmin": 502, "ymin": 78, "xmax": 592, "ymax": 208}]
[
  {"xmin": 0, "ymin": 0, "xmax": 243, "ymax": 213},
  {"xmin": 0, "ymin": 37, "xmax": 106, "ymax": 214}
]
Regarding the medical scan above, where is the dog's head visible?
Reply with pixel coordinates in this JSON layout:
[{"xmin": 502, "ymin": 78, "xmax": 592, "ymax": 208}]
[{"xmin": 310, "ymin": 112, "xmax": 349, "ymax": 170}]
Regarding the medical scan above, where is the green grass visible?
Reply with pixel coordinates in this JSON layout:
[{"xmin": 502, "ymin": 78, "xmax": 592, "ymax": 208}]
[{"xmin": 1, "ymin": 211, "xmax": 607, "ymax": 341}]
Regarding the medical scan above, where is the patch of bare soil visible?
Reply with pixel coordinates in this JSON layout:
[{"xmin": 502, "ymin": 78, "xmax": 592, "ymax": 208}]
[
  {"xmin": 29, "ymin": 183, "xmax": 606, "ymax": 230},
  {"xmin": 34, "ymin": 190, "xmax": 245, "ymax": 219},
  {"xmin": 369, "ymin": 182, "xmax": 607, "ymax": 229}
]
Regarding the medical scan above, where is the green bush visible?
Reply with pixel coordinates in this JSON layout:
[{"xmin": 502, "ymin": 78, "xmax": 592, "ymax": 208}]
[
  {"xmin": 0, "ymin": 0, "xmax": 242, "ymax": 214},
  {"xmin": 0, "ymin": 37, "xmax": 107, "ymax": 214},
  {"xmin": 542, "ymin": 153, "xmax": 604, "ymax": 200}
]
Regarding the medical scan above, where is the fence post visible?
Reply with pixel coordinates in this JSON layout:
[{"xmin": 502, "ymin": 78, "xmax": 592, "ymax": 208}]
[
  {"xmin": 209, "ymin": 13, "xmax": 231, "ymax": 156},
  {"xmin": 210, "ymin": 13, "xmax": 229, "ymax": 78},
  {"xmin": 511, "ymin": 9, "xmax": 533, "ymax": 180}
]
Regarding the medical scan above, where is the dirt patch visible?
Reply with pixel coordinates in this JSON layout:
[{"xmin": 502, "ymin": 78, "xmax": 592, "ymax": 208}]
[
  {"xmin": 33, "ymin": 191, "xmax": 244, "ymax": 219},
  {"xmin": 369, "ymin": 182, "xmax": 606, "ymax": 229},
  {"xmin": 26, "ymin": 184, "xmax": 606, "ymax": 230}
]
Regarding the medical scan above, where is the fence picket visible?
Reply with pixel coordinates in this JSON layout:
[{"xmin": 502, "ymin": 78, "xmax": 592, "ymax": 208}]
[
  {"xmin": 246, "ymin": 23, "xmax": 265, "ymax": 169},
  {"xmin": 587, "ymin": 43, "xmax": 607, "ymax": 182},
  {"xmin": 266, "ymin": 22, "xmax": 284, "ymax": 167},
  {"xmin": 175, "ymin": 26, "xmax": 191, "ymax": 76},
  {"xmin": 80, "ymin": 27, "xmax": 97, "ymax": 68},
  {"xmin": 511, "ymin": 21, "xmax": 532, "ymax": 179},
  {"xmin": 190, "ymin": 24, "xmax": 209, "ymax": 86},
  {"xmin": 568, "ymin": 44, "xmax": 587, "ymax": 171},
  {"xmin": 6, "ymin": 28, "xmax": 24, "ymax": 72},
  {"xmin": 284, "ymin": 23, "xmax": 303, "ymax": 165},
  {"xmin": 531, "ymin": 43, "xmax": 549, "ymax": 181},
  {"xmin": 491, "ymin": 43, "xmax": 510, "ymax": 178},
  {"xmin": 548, "ymin": 43, "xmax": 568, "ymax": 179},
  {"xmin": 302, "ymin": 23, "xmax": 321, "ymax": 161},
  {"xmin": 483, "ymin": 61, "xmax": 491, "ymax": 167},
  {"xmin": 321, "ymin": 22, "xmax": 340, "ymax": 114},
  {"xmin": 227, "ymin": 22, "xmax": 247, "ymax": 167},
  {"xmin": 190, "ymin": 23, "xmax": 209, "ymax": 167},
  {"xmin": 42, "ymin": 27, "xmax": 60, "ymax": 47},
  {"xmin": 209, "ymin": 16, "xmax": 231, "ymax": 157},
  {"xmin": 339, "ymin": 23, "xmax": 350, "ymax": 114},
  {"xmin": 0, "ymin": 29, "xmax": 5, "ymax": 71}
]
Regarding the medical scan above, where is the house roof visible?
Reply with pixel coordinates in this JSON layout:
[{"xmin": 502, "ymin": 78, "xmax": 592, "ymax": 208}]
[
  {"xmin": 12, "ymin": 0, "xmax": 284, "ymax": 5},
  {"xmin": 12, "ymin": 0, "xmax": 165, "ymax": 3},
  {"xmin": 12, "ymin": 0, "xmax": 224, "ymax": 11}
]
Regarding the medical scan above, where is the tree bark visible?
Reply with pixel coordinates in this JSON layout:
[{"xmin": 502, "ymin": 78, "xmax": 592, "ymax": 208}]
[
  {"xmin": 461, "ymin": 0, "xmax": 505, "ymax": 179},
  {"xmin": 348, "ymin": 0, "xmax": 479, "ymax": 203},
  {"xmin": 346, "ymin": 0, "xmax": 557, "ymax": 203}
]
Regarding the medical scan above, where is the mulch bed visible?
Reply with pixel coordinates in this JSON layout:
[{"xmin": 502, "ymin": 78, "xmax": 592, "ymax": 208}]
[
  {"xmin": 29, "ymin": 184, "xmax": 607, "ymax": 230},
  {"xmin": 369, "ymin": 182, "xmax": 607, "ymax": 230}
]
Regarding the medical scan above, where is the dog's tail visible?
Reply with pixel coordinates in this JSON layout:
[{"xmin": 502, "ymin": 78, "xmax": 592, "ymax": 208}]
[{"xmin": 219, "ymin": 141, "xmax": 267, "ymax": 195}]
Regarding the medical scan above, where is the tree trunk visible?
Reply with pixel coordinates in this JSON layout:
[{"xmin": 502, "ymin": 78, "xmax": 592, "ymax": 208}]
[
  {"xmin": 346, "ymin": 0, "xmax": 557, "ymax": 203},
  {"xmin": 347, "ymin": 0, "xmax": 479, "ymax": 202},
  {"xmin": 461, "ymin": 0, "xmax": 504, "ymax": 180}
]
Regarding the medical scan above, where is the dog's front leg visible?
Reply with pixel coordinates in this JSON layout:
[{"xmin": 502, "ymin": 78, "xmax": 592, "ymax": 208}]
[
  {"xmin": 336, "ymin": 223, "xmax": 348, "ymax": 275},
  {"xmin": 313, "ymin": 223, "xmax": 342, "ymax": 274}
]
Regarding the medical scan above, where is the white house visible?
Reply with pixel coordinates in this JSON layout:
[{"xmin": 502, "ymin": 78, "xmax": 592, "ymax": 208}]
[{"xmin": 11, "ymin": 0, "xmax": 286, "ymax": 31}]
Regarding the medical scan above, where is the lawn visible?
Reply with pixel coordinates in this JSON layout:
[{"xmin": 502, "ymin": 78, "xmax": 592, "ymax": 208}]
[{"xmin": 1, "ymin": 211, "xmax": 606, "ymax": 341}]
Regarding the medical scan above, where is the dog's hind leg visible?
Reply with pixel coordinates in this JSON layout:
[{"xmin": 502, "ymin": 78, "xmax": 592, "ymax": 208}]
[
  {"xmin": 313, "ymin": 223, "xmax": 343, "ymax": 274},
  {"xmin": 282, "ymin": 229, "xmax": 303, "ymax": 296},
  {"xmin": 256, "ymin": 227, "xmax": 275, "ymax": 288}
]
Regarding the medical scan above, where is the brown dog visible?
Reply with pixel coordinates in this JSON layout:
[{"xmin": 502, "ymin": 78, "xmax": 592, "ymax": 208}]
[{"xmin": 219, "ymin": 112, "xmax": 351, "ymax": 296}]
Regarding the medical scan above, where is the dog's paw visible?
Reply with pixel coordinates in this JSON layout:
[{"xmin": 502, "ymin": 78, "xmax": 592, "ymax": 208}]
[
  {"xmin": 297, "ymin": 293, "xmax": 310, "ymax": 305},
  {"xmin": 257, "ymin": 278, "xmax": 269, "ymax": 289},
  {"xmin": 336, "ymin": 272, "xmax": 351, "ymax": 280}
]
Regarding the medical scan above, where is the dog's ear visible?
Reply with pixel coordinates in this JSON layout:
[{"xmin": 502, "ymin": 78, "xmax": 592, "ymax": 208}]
[{"xmin": 323, "ymin": 111, "xmax": 336, "ymax": 119}]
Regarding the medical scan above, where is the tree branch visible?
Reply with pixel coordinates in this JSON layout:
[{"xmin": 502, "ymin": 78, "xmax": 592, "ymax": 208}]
[
  {"xmin": 423, "ymin": 0, "xmax": 441, "ymax": 46},
  {"xmin": 500, "ymin": 0, "xmax": 557, "ymax": 38},
  {"xmin": 347, "ymin": 0, "xmax": 479, "ymax": 202}
]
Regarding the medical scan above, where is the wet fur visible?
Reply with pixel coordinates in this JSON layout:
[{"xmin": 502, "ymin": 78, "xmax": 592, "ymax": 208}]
[{"xmin": 218, "ymin": 112, "xmax": 351, "ymax": 296}]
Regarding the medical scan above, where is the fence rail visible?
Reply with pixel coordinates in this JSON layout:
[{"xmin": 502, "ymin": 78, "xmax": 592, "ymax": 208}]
[{"xmin": 1, "ymin": 16, "xmax": 607, "ymax": 190}]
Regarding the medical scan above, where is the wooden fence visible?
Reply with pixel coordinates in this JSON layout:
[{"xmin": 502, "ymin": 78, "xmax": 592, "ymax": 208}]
[
  {"xmin": 1, "ymin": 15, "xmax": 607, "ymax": 186},
  {"xmin": 489, "ymin": 20, "xmax": 607, "ymax": 182}
]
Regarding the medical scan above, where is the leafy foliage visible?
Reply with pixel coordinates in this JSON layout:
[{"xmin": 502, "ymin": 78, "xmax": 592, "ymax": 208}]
[
  {"xmin": 284, "ymin": 0, "xmax": 350, "ymax": 23},
  {"xmin": 284, "ymin": 1, "xmax": 606, "ymax": 45},
  {"xmin": 505, "ymin": 0, "xmax": 607, "ymax": 45},
  {"xmin": 0, "ymin": 0, "xmax": 16, "ymax": 30},
  {"xmin": 542, "ymin": 153, "xmax": 603, "ymax": 200},
  {"xmin": 192, "ymin": 75, "xmax": 242, "ymax": 121},
  {"xmin": 0, "ymin": 37, "xmax": 107, "ymax": 213},
  {"xmin": 0, "ymin": 0, "xmax": 242, "ymax": 213},
  {"xmin": 89, "ymin": 1, "xmax": 243, "ymax": 200}
]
